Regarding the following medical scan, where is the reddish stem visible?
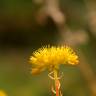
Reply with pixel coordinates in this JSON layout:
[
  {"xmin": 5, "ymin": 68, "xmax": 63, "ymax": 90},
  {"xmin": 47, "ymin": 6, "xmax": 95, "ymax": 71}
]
[{"xmin": 56, "ymin": 79, "xmax": 60, "ymax": 96}]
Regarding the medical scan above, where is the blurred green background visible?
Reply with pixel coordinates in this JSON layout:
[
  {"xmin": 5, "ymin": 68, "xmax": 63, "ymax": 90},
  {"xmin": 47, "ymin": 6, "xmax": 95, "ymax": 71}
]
[{"xmin": 0, "ymin": 0, "xmax": 96, "ymax": 96}]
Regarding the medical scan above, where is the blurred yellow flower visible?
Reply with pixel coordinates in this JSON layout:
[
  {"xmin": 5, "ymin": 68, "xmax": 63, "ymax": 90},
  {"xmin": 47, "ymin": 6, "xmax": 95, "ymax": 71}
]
[
  {"xmin": 29, "ymin": 45, "xmax": 79, "ymax": 74},
  {"xmin": 0, "ymin": 90, "xmax": 7, "ymax": 96}
]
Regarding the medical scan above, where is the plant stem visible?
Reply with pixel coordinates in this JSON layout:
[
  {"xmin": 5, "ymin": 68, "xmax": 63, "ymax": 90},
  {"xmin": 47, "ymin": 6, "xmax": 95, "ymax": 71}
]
[{"xmin": 54, "ymin": 69, "xmax": 59, "ymax": 96}]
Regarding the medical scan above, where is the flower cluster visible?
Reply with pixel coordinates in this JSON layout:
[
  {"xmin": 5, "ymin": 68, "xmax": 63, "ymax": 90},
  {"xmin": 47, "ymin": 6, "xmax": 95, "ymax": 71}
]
[{"xmin": 29, "ymin": 45, "xmax": 79, "ymax": 74}]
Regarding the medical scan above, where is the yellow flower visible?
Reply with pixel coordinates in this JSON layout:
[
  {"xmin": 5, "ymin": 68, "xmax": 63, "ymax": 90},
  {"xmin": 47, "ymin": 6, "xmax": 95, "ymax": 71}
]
[
  {"xmin": 29, "ymin": 45, "xmax": 79, "ymax": 74},
  {"xmin": 0, "ymin": 90, "xmax": 7, "ymax": 96}
]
